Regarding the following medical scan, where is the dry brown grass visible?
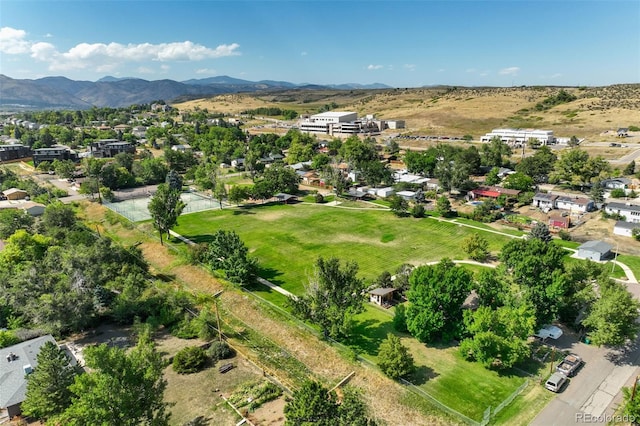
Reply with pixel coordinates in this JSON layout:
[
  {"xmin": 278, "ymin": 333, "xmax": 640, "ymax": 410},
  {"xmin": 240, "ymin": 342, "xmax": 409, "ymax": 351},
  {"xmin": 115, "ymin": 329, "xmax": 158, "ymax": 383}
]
[{"xmin": 173, "ymin": 85, "xmax": 640, "ymax": 140}]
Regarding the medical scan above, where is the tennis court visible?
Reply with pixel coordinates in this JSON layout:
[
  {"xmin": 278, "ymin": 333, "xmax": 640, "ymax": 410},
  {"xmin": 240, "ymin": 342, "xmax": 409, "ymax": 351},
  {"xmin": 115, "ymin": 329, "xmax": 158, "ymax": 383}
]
[{"xmin": 103, "ymin": 191, "xmax": 225, "ymax": 222}]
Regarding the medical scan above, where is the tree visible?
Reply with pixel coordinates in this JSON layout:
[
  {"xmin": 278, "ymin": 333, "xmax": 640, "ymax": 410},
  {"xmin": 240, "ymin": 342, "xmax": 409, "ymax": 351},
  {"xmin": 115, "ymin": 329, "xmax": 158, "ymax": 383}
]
[
  {"xmin": 621, "ymin": 386, "xmax": 640, "ymax": 420},
  {"xmin": 435, "ymin": 196, "xmax": 452, "ymax": 217},
  {"xmin": 172, "ymin": 346, "xmax": 208, "ymax": 374},
  {"xmin": 474, "ymin": 269, "xmax": 508, "ymax": 309},
  {"xmin": 291, "ymin": 257, "xmax": 366, "ymax": 339},
  {"xmin": 411, "ymin": 204, "xmax": 425, "ymax": 218},
  {"xmin": 148, "ymin": 183, "xmax": 186, "ymax": 245},
  {"xmin": 377, "ymin": 333, "xmax": 415, "ymax": 379},
  {"xmin": 502, "ymin": 172, "xmax": 534, "ymax": 192},
  {"xmin": 52, "ymin": 159, "xmax": 77, "ymax": 178},
  {"xmin": 165, "ymin": 168, "xmax": 183, "ymax": 191},
  {"xmin": 21, "ymin": 341, "xmax": 80, "ymax": 420},
  {"xmin": 461, "ymin": 233, "xmax": 489, "ymax": 262},
  {"xmin": 624, "ymin": 160, "xmax": 636, "ymax": 175},
  {"xmin": 0, "ymin": 209, "xmax": 34, "ymax": 239},
  {"xmin": 485, "ymin": 167, "xmax": 501, "ymax": 185},
  {"xmin": 529, "ymin": 222, "xmax": 552, "ymax": 243},
  {"xmin": 515, "ymin": 146, "xmax": 557, "ymax": 183},
  {"xmin": 582, "ymin": 280, "xmax": 640, "ymax": 347},
  {"xmin": 284, "ymin": 380, "xmax": 337, "ymax": 425},
  {"xmin": 389, "ymin": 195, "xmax": 408, "ymax": 217},
  {"xmin": 56, "ymin": 329, "xmax": 170, "ymax": 425},
  {"xmin": 213, "ymin": 180, "xmax": 227, "ymax": 209},
  {"xmin": 203, "ymin": 230, "xmax": 256, "ymax": 285},
  {"xmin": 393, "ymin": 303, "xmax": 408, "ymax": 332},
  {"xmin": 284, "ymin": 380, "xmax": 375, "ymax": 426},
  {"xmin": 551, "ymin": 149, "xmax": 610, "ymax": 188},
  {"xmin": 373, "ymin": 270, "xmax": 393, "ymax": 288},
  {"xmin": 460, "ymin": 304, "xmax": 536, "ymax": 369},
  {"xmin": 405, "ymin": 259, "xmax": 472, "ymax": 342},
  {"xmin": 228, "ymin": 185, "xmax": 249, "ymax": 205},
  {"xmin": 590, "ymin": 181, "xmax": 605, "ymax": 204},
  {"xmin": 481, "ymin": 137, "xmax": 512, "ymax": 167}
]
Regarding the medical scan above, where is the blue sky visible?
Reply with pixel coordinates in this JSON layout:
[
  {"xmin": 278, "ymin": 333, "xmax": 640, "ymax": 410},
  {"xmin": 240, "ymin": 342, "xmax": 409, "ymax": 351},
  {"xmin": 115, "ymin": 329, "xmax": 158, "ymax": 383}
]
[{"xmin": 1, "ymin": 1, "xmax": 638, "ymax": 87}]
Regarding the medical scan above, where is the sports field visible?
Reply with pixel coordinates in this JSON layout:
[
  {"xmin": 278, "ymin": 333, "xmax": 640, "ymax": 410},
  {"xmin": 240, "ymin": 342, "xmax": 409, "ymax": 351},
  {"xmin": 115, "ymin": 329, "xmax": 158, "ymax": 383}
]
[{"xmin": 173, "ymin": 202, "xmax": 513, "ymax": 295}]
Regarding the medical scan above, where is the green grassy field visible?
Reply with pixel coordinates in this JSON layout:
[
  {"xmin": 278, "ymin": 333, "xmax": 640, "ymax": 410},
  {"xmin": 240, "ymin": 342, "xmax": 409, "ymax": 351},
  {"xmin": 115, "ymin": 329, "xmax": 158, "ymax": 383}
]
[
  {"xmin": 172, "ymin": 203, "xmax": 541, "ymax": 422},
  {"xmin": 173, "ymin": 203, "xmax": 512, "ymax": 294}
]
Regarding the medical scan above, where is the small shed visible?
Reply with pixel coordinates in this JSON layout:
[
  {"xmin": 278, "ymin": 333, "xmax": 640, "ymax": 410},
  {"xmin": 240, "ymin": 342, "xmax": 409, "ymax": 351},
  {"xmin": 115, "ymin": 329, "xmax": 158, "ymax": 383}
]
[
  {"xmin": 369, "ymin": 288, "xmax": 395, "ymax": 307},
  {"xmin": 549, "ymin": 215, "xmax": 570, "ymax": 229},
  {"xmin": 20, "ymin": 202, "xmax": 46, "ymax": 217},
  {"xmin": 274, "ymin": 193, "xmax": 297, "ymax": 204},
  {"xmin": 576, "ymin": 240, "xmax": 613, "ymax": 261},
  {"xmin": 3, "ymin": 188, "xmax": 27, "ymax": 200}
]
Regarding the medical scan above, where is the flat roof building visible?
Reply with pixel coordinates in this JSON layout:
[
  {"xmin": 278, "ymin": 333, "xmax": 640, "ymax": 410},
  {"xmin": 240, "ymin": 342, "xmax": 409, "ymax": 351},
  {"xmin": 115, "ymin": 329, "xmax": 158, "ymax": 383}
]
[{"xmin": 480, "ymin": 128, "xmax": 555, "ymax": 145}]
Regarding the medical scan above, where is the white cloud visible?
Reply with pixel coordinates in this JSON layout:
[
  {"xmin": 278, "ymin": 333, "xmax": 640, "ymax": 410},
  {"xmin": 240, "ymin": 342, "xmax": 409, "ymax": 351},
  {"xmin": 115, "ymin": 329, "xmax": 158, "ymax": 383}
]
[
  {"xmin": 137, "ymin": 67, "xmax": 155, "ymax": 74},
  {"xmin": 1, "ymin": 27, "xmax": 241, "ymax": 72},
  {"xmin": 437, "ymin": 68, "xmax": 445, "ymax": 73},
  {"xmin": 0, "ymin": 27, "xmax": 31, "ymax": 54},
  {"xmin": 367, "ymin": 64, "xmax": 383, "ymax": 70},
  {"xmin": 550, "ymin": 73, "xmax": 562, "ymax": 79},
  {"xmin": 499, "ymin": 66, "xmax": 520, "ymax": 75},
  {"xmin": 404, "ymin": 64, "xmax": 416, "ymax": 71},
  {"xmin": 301, "ymin": 51, "xmax": 308, "ymax": 56},
  {"xmin": 466, "ymin": 68, "xmax": 476, "ymax": 73}
]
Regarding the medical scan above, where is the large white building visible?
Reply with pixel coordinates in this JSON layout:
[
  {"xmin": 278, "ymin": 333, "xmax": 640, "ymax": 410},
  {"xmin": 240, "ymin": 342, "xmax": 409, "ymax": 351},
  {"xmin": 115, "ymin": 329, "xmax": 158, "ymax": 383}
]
[
  {"xmin": 480, "ymin": 128, "xmax": 555, "ymax": 145},
  {"xmin": 298, "ymin": 111, "xmax": 395, "ymax": 136}
]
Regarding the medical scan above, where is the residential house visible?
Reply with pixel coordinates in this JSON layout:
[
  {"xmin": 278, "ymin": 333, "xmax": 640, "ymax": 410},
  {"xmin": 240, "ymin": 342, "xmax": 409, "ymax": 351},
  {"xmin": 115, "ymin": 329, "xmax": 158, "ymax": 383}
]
[
  {"xmin": 618, "ymin": 128, "xmax": 629, "ymax": 138},
  {"xmin": 375, "ymin": 187, "xmax": 395, "ymax": 198},
  {"xmin": 32, "ymin": 146, "xmax": 78, "ymax": 167},
  {"xmin": 231, "ymin": 158, "xmax": 245, "ymax": 169},
  {"xmin": 468, "ymin": 186, "xmax": 520, "ymax": 201},
  {"xmin": 0, "ymin": 335, "xmax": 59, "ymax": 419},
  {"xmin": 533, "ymin": 192, "xmax": 558, "ymax": 210},
  {"xmin": 613, "ymin": 221, "xmax": 640, "ymax": 237},
  {"xmin": 576, "ymin": 241, "xmax": 613, "ymax": 261},
  {"xmin": 605, "ymin": 202, "xmax": 640, "ymax": 222},
  {"xmin": 601, "ymin": 178, "xmax": 631, "ymax": 191},
  {"xmin": 555, "ymin": 196, "xmax": 594, "ymax": 213},
  {"xmin": 425, "ymin": 179, "xmax": 440, "ymax": 191},
  {"xmin": 397, "ymin": 190, "xmax": 416, "ymax": 201},
  {"xmin": 89, "ymin": 140, "xmax": 136, "ymax": 158},
  {"xmin": 0, "ymin": 144, "xmax": 31, "ymax": 162},
  {"xmin": 170, "ymin": 144, "xmax": 192, "ymax": 152}
]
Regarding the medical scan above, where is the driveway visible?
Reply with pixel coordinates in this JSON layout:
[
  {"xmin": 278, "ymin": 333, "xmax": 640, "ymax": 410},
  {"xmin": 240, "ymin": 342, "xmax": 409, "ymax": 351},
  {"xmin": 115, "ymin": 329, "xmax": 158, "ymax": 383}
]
[{"xmin": 531, "ymin": 327, "xmax": 640, "ymax": 425}]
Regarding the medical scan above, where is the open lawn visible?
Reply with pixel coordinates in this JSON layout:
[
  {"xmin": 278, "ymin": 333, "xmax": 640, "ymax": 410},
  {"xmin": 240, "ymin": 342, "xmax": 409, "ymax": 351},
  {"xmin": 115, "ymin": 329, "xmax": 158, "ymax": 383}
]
[{"xmin": 173, "ymin": 203, "xmax": 512, "ymax": 294}]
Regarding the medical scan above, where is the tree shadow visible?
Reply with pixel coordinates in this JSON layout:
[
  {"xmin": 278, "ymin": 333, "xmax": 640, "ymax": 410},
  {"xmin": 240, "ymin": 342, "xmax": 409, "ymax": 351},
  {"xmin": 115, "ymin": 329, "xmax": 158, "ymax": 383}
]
[
  {"xmin": 257, "ymin": 267, "xmax": 286, "ymax": 286},
  {"xmin": 187, "ymin": 234, "xmax": 215, "ymax": 244},
  {"xmin": 407, "ymin": 364, "xmax": 438, "ymax": 385},
  {"xmin": 605, "ymin": 339, "xmax": 640, "ymax": 366},
  {"xmin": 155, "ymin": 273, "xmax": 176, "ymax": 282},
  {"xmin": 232, "ymin": 208, "xmax": 256, "ymax": 216},
  {"xmin": 344, "ymin": 319, "xmax": 392, "ymax": 357}
]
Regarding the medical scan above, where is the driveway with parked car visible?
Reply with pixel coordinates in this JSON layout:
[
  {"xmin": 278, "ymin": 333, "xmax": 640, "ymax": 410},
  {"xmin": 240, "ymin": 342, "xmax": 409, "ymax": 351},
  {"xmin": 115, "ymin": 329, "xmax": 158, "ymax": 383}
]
[{"xmin": 531, "ymin": 326, "xmax": 640, "ymax": 425}]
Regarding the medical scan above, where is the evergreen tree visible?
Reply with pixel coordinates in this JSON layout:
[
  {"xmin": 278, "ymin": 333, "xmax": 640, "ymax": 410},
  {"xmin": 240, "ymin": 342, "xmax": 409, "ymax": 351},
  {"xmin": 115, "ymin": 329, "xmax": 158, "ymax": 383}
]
[
  {"xmin": 21, "ymin": 341, "xmax": 80, "ymax": 421},
  {"xmin": 377, "ymin": 333, "xmax": 415, "ymax": 379}
]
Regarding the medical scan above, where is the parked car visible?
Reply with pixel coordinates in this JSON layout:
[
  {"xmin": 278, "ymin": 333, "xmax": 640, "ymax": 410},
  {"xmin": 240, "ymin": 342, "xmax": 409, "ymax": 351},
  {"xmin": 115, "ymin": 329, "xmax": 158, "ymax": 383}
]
[
  {"xmin": 556, "ymin": 353, "xmax": 583, "ymax": 377},
  {"xmin": 534, "ymin": 325, "xmax": 563, "ymax": 340},
  {"xmin": 545, "ymin": 372, "xmax": 567, "ymax": 393}
]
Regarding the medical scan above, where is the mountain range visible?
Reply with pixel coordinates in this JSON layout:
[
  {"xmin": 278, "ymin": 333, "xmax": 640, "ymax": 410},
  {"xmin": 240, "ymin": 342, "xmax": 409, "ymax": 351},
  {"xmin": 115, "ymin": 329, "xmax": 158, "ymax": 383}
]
[{"xmin": 0, "ymin": 74, "xmax": 391, "ymax": 111}]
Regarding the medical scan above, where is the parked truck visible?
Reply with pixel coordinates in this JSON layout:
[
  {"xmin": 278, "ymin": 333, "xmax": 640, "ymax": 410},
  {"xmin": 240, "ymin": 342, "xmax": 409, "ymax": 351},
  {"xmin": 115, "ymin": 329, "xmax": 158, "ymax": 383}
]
[{"xmin": 556, "ymin": 353, "xmax": 583, "ymax": 377}]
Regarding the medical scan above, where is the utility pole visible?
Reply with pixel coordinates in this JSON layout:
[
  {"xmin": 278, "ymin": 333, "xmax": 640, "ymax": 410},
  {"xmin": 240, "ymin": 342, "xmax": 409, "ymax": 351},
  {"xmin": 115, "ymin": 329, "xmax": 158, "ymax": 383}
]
[{"xmin": 213, "ymin": 290, "xmax": 224, "ymax": 342}]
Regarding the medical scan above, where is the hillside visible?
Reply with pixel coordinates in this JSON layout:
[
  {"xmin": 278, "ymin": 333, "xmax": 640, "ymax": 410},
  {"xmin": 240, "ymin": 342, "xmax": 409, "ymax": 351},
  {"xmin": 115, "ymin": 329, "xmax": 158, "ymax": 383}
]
[{"xmin": 173, "ymin": 84, "xmax": 640, "ymax": 140}]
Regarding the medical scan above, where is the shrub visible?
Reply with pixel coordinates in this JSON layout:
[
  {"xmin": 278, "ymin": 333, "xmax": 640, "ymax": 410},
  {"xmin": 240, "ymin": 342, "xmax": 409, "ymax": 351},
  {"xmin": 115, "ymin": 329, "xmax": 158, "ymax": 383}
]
[
  {"xmin": 173, "ymin": 346, "xmax": 208, "ymax": 374},
  {"xmin": 314, "ymin": 193, "xmax": 324, "ymax": 203},
  {"xmin": 411, "ymin": 204, "xmax": 425, "ymax": 218},
  {"xmin": 0, "ymin": 330, "xmax": 20, "ymax": 349},
  {"xmin": 610, "ymin": 188, "xmax": 626, "ymax": 198},
  {"xmin": 393, "ymin": 304, "xmax": 408, "ymax": 332},
  {"xmin": 558, "ymin": 229, "xmax": 572, "ymax": 241},
  {"xmin": 208, "ymin": 341, "xmax": 235, "ymax": 362}
]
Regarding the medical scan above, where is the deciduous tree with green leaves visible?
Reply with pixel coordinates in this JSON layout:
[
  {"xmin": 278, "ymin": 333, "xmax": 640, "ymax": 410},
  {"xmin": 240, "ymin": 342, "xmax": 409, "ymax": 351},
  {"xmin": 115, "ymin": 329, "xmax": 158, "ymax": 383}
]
[
  {"xmin": 148, "ymin": 183, "xmax": 186, "ymax": 245},
  {"xmin": 290, "ymin": 257, "xmax": 366, "ymax": 339},
  {"xmin": 405, "ymin": 259, "xmax": 472, "ymax": 342},
  {"xmin": 461, "ymin": 233, "xmax": 489, "ymax": 262}
]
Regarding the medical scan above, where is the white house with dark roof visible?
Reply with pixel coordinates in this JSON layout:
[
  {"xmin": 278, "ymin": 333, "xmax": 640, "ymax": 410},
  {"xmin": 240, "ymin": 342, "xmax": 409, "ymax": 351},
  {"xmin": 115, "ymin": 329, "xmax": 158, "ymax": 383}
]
[
  {"xmin": 614, "ymin": 221, "xmax": 640, "ymax": 237},
  {"xmin": 605, "ymin": 202, "xmax": 640, "ymax": 223},
  {"xmin": 532, "ymin": 192, "xmax": 558, "ymax": 210},
  {"xmin": 555, "ymin": 196, "xmax": 594, "ymax": 213},
  {"xmin": 0, "ymin": 335, "xmax": 57, "ymax": 419},
  {"xmin": 576, "ymin": 241, "xmax": 613, "ymax": 261}
]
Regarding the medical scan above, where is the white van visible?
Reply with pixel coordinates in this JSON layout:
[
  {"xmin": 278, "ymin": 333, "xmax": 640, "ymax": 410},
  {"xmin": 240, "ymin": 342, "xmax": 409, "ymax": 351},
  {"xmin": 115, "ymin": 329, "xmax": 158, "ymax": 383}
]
[{"xmin": 545, "ymin": 372, "xmax": 567, "ymax": 392}]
